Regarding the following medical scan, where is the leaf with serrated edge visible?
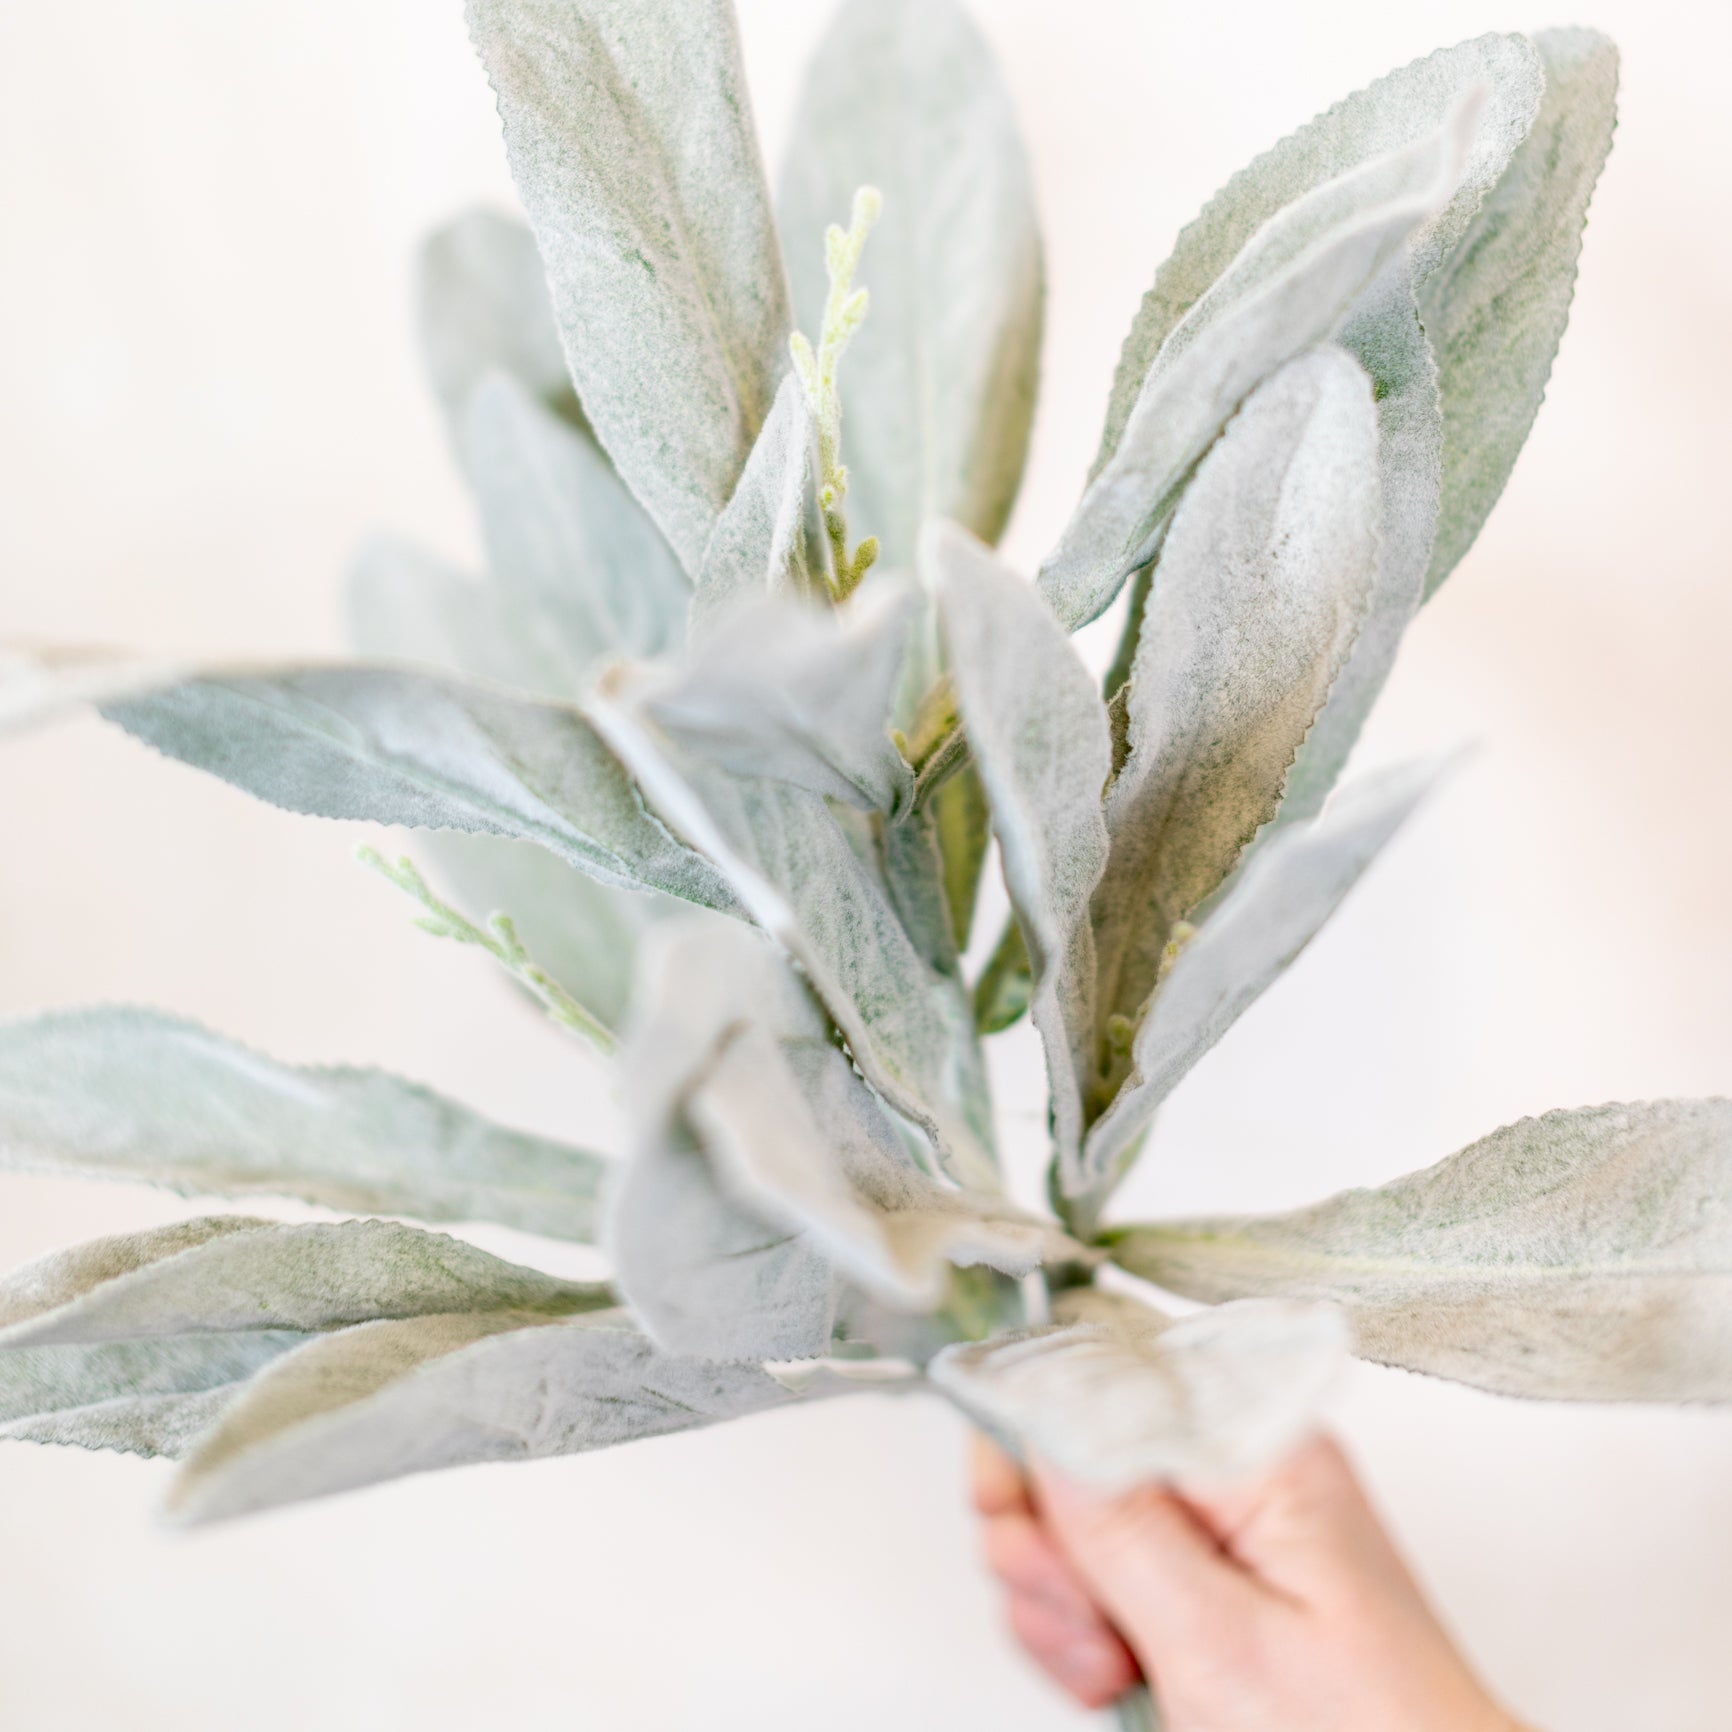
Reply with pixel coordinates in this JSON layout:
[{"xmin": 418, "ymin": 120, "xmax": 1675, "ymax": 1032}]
[
  {"xmin": 929, "ymin": 1290, "xmax": 1347, "ymax": 1491},
  {"xmin": 417, "ymin": 206, "xmax": 580, "ymax": 430},
  {"xmin": 466, "ymin": 0, "xmax": 791, "ymax": 577},
  {"xmin": 1084, "ymin": 759, "xmax": 1447, "ymax": 1186},
  {"xmin": 0, "ymin": 1216, "xmax": 607, "ymax": 1348},
  {"xmin": 1088, "ymin": 348, "xmax": 1381, "ymax": 1135},
  {"xmin": 589, "ymin": 688, "xmax": 997, "ymax": 1188},
  {"xmin": 0, "ymin": 1008, "xmax": 610, "ymax": 1241},
  {"xmin": 1039, "ymin": 96, "xmax": 1477, "ymax": 631},
  {"xmin": 690, "ymin": 374, "xmax": 819, "ymax": 642},
  {"xmin": 1419, "ymin": 29, "xmax": 1618, "ymax": 596},
  {"xmin": 1275, "ymin": 268, "xmax": 1442, "ymax": 822},
  {"xmin": 463, "ymin": 371, "xmax": 690, "ymax": 673},
  {"xmin": 1109, "ymin": 1101, "xmax": 1732, "ymax": 1402},
  {"xmin": 0, "ymin": 1333, "xmax": 307, "ymax": 1459},
  {"xmin": 643, "ymin": 580, "xmax": 916, "ymax": 813},
  {"xmin": 167, "ymin": 1310, "xmax": 795, "ymax": 1523},
  {"xmin": 1094, "ymin": 36, "xmax": 1542, "ymax": 476},
  {"xmin": 929, "ymin": 523, "xmax": 1110, "ymax": 1183},
  {"xmin": 778, "ymin": 0, "xmax": 1042, "ymax": 567},
  {"xmin": 0, "ymin": 648, "xmax": 740, "ymax": 912}
]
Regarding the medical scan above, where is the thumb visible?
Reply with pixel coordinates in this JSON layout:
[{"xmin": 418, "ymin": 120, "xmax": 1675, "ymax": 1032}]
[{"xmin": 1030, "ymin": 1461, "xmax": 1262, "ymax": 1658}]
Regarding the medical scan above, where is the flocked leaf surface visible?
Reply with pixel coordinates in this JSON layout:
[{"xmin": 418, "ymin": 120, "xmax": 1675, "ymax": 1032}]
[
  {"xmin": 613, "ymin": 919, "xmax": 1064, "ymax": 1361},
  {"xmin": 1093, "ymin": 35, "xmax": 1543, "ymax": 472},
  {"xmin": 1084, "ymin": 759, "xmax": 1447, "ymax": 1182},
  {"xmin": 641, "ymin": 581, "xmax": 916, "ymax": 813},
  {"xmin": 0, "ymin": 1216, "xmax": 607, "ymax": 1347},
  {"xmin": 417, "ymin": 206, "xmax": 581, "ymax": 432},
  {"xmin": 929, "ymin": 1289, "xmax": 1348, "ymax": 1491},
  {"xmin": 168, "ymin": 1309, "xmax": 795, "ymax": 1523},
  {"xmin": 0, "ymin": 1008, "xmax": 610, "ymax": 1240},
  {"xmin": 467, "ymin": 0, "xmax": 791, "ymax": 576},
  {"xmin": 1087, "ymin": 347, "xmax": 1381, "ymax": 1130},
  {"xmin": 1038, "ymin": 98, "xmax": 1476, "ymax": 630},
  {"xmin": 689, "ymin": 374, "xmax": 819, "ymax": 641},
  {"xmin": 1418, "ymin": 29, "xmax": 1619, "ymax": 595},
  {"xmin": 462, "ymin": 371, "xmax": 690, "ymax": 671},
  {"xmin": 0, "ymin": 1333, "xmax": 307, "ymax": 1459},
  {"xmin": 1110, "ymin": 1101, "xmax": 1732, "ymax": 1401},
  {"xmin": 79, "ymin": 659, "xmax": 741, "ymax": 910},
  {"xmin": 778, "ymin": 0, "xmax": 1042, "ymax": 568},
  {"xmin": 612, "ymin": 920, "xmax": 838, "ymax": 1361},
  {"xmin": 590, "ymin": 687, "xmax": 997, "ymax": 1188},
  {"xmin": 930, "ymin": 523, "xmax": 1110, "ymax": 1184},
  {"xmin": 1275, "ymin": 268, "xmax": 1442, "ymax": 822}
]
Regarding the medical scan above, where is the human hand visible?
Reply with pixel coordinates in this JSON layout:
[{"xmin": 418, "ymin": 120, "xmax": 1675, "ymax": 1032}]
[{"xmin": 971, "ymin": 1430, "xmax": 1527, "ymax": 1730}]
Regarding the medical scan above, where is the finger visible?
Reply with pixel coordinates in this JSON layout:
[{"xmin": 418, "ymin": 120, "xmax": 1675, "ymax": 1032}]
[
  {"xmin": 970, "ymin": 1431, "xmax": 1031, "ymax": 1518},
  {"xmin": 983, "ymin": 1508, "xmax": 1110, "ymax": 1626},
  {"xmin": 1179, "ymin": 1434, "xmax": 1422, "ymax": 1604},
  {"xmin": 1005, "ymin": 1591, "xmax": 1143, "ymax": 1711},
  {"xmin": 1032, "ymin": 1459, "xmax": 1263, "ymax": 1654}
]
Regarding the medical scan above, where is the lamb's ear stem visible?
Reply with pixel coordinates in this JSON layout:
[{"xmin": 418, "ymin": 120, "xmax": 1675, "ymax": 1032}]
[{"xmin": 466, "ymin": 0, "xmax": 793, "ymax": 578}]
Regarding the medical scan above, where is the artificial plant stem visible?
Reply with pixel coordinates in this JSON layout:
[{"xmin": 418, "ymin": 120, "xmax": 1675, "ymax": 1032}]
[{"xmin": 1112, "ymin": 1683, "xmax": 1162, "ymax": 1730}]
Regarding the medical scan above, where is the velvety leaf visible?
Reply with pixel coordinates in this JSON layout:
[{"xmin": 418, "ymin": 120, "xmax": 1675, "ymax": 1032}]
[
  {"xmin": 417, "ymin": 206, "xmax": 580, "ymax": 430},
  {"xmin": 0, "ymin": 1216, "xmax": 607, "ymax": 1348},
  {"xmin": 1094, "ymin": 36, "xmax": 1543, "ymax": 473},
  {"xmin": 641, "ymin": 581, "xmax": 916, "ymax": 813},
  {"xmin": 695, "ymin": 1024, "xmax": 1071, "ymax": 1306},
  {"xmin": 689, "ymin": 374, "xmax": 820, "ymax": 642},
  {"xmin": 1088, "ymin": 348, "xmax": 1382, "ymax": 1130},
  {"xmin": 613, "ymin": 920, "xmax": 1063, "ymax": 1360},
  {"xmin": 1084, "ymin": 759, "xmax": 1446, "ymax": 1182},
  {"xmin": 778, "ymin": 0, "xmax": 1042, "ymax": 567},
  {"xmin": 462, "ymin": 371, "xmax": 690, "ymax": 671},
  {"xmin": 0, "ymin": 1333, "xmax": 307, "ymax": 1459},
  {"xmin": 1109, "ymin": 1100, "xmax": 1732, "ymax": 1402},
  {"xmin": 1039, "ymin": 97, "xmax": 1477, "ymax": 631},
  {"xmin": 934, "ymin": 762, "xmax": 992, "ymax": 953},
  {"xmin": 1419, "ymin": 29, "xmax": 1619, "ymax": 595},
  {"xmin": 929, "ymin": 1291, "xmax": 1348, "ymax": 1491},
  {"xmin": 82, "ymin": 658, "xmax": 740, "ymax": 910},
  {"xmin": 973, "ymin": 920, "xmax": 1032, "ymax": 1035},
  {"xmin": 168, "ymin": 1309, "xmax": 795, "ymax": 1523},
  {"xmin": 466, "ymin": 0, "xmax": 791, "ymax": 576},
  {"xmin": 1275, "ymin": 269, "xmax": 1443, "ymax": 821},
  {"xmin": 0, "ymin": 1007, "xmax": 610, "ymax": 1240},
  {"xmin": 589, "ymin": 687, "xmax": 997, "ymax": 1188},
  {"xmin": 611, "ymin": 921, "xmax": 837, "ymax": 1361},
  {"xmin": 929, "ymin": 523, "xmax": 1110, "ymax": 1184}
]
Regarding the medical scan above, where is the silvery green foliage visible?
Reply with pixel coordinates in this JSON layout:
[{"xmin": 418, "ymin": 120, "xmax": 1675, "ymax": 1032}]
[
  {"xmin": 1109, "ymin": 1102, "xmax": 1732, "ymax": 1402},
  {"xmin": 2, "ymin": 2, "xmax": 1682, "ymax": 1566}
]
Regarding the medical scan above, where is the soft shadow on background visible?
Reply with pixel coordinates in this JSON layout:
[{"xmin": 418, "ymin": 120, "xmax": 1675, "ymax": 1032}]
[{"xmin": 2, "ymin": 1, "xmax": 1729, "ymax": 1726}]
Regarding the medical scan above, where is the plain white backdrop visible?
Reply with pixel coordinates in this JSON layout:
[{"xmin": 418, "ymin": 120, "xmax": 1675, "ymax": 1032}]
[{"xmin": 2, "ymin": 1, "xmax": 1730, "ymax": 1726}]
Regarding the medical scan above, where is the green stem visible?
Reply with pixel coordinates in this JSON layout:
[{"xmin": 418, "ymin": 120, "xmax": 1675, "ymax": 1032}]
[
  {"xmin": 356, "ymin": 846, "xmax": 616, "ymax": 1056},
  {"xmin": 1111, "ymin": 1684, "xmax": 1162, "ymax": 1730}
]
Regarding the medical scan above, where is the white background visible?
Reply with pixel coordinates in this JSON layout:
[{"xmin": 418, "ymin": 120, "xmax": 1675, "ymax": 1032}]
[{"xmin": 2, "ymin": 0, "xmax": 1730, "ymax": 1726}]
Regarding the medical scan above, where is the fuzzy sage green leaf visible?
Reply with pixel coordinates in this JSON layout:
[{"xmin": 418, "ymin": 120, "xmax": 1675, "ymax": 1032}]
[
  {"xmin": 1109, "ymin": 1101, "xmax": 1732, "ymax": 1401},
  {"xmin": 1086, "ymin": 347, "xmax": 1382, "ymax": 1140},
  {"xmin": 466, "ymin": 0, "xmax": 792, "ymax": 576},
  {"xmin": 0, "ymin": 1008, "xmax": 610, "ymax": 1240}
]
